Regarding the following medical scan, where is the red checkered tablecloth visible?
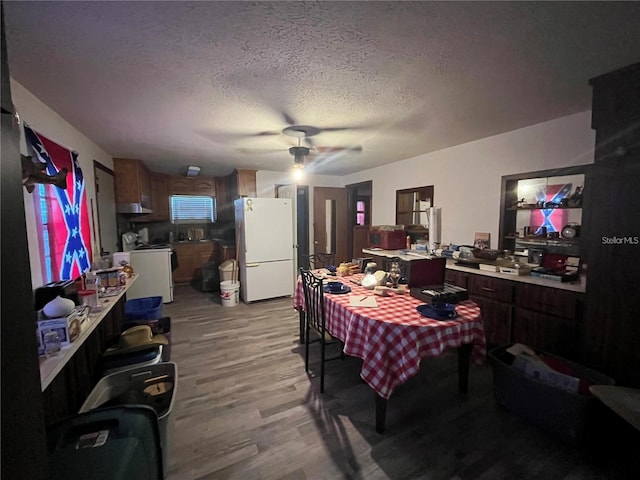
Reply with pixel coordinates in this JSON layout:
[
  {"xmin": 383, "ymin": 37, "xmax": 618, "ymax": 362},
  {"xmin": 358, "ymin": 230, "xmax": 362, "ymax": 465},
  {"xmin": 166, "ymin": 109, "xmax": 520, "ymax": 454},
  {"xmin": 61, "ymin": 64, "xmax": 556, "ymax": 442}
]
[{"xmin": 294, "ymin": 274, "xmax": 486, "ymax": 399}]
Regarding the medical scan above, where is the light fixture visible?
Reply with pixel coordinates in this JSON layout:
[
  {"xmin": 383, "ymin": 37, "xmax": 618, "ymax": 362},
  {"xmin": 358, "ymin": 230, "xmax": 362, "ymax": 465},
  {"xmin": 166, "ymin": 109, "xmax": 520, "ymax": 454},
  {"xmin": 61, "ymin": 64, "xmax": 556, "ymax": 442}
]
[{"xmin": 186, "ymin": 165, "xmax": 201, "ymax": 177}]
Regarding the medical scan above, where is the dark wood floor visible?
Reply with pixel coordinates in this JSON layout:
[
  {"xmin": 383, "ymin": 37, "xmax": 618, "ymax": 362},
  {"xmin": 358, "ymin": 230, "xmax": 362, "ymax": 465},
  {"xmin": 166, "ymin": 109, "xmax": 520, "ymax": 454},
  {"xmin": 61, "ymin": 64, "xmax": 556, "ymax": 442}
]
[{"xmin": 163, "ymin": 284, "xmax": 640, "ymax": 480}]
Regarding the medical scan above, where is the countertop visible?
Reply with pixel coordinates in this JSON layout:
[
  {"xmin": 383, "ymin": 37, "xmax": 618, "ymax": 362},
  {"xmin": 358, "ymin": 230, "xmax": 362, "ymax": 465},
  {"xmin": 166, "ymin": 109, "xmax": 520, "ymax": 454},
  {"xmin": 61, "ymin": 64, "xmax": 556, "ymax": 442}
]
[
  {"xmin": 171, "ymin": 238, "xmax": 235, "ymax": 247},
  {"xmin": 39, "ymin": 274, "xmax": 138, "ymax": 391},
  {"xmin": 362, "ymin": 248, "xmax": 586, "ymax": 293}
]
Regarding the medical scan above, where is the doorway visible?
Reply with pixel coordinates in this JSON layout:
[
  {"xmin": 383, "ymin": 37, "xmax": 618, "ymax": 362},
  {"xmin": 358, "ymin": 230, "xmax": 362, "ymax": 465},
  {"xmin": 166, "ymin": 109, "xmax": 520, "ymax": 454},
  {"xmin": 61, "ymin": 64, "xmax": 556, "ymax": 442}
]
[
  {"xmin": 346, "ymin": 181, "xmax": 372, "ymax": 259},
  {"xmin": 313, "ymin": 187, "xmax": 348, "ymax": 264},
  {"xmin": 94, "ymin": 161, "xmax": 118, "ymax": 255}
]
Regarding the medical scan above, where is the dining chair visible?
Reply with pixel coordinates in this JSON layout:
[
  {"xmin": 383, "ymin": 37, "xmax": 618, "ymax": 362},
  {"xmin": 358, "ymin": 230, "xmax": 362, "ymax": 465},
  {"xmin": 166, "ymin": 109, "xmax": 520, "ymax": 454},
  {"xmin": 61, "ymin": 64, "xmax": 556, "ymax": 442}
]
[
  {"xmin": 299, "ymin": 268, "xmax": 343, "ymax": 393},
  {"xmin": 306, "ymin": 252, "xmax": 336, "ymax": 269}
]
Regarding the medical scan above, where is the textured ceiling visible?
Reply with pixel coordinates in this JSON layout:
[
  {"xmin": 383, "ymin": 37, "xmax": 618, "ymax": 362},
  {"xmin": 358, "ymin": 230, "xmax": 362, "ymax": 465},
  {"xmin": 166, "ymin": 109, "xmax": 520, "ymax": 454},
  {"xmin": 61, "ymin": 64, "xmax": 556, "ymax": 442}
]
[{"xmin": 4, "ymin": 1, "xmax": 640, "ymax": 176}]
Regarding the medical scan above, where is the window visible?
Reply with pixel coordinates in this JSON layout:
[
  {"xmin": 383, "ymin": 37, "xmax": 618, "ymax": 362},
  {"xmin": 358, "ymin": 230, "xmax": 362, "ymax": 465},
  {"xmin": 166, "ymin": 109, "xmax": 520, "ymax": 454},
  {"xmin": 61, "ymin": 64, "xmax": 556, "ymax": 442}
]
[{"xmin": 170, "ymin": 195, "xmax": 216, "ymax": 224}]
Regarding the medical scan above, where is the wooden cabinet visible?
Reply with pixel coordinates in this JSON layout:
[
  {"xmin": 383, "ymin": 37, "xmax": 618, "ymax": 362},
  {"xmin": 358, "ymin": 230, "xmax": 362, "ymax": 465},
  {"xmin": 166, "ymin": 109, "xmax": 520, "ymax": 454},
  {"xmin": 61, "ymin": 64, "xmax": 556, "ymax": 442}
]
[
  {"xmin": 171, "ymin": 242, "xmax": 217, "ymax": 284},
  {"xmin": 134, "ymin": 172, "xmax": 169, "ymax": 222},
  {"xmin": 513, "ymin": 283, "xmax": 582, "ymax": 359},
  {"xmin": 168, "ymin": 176, "xmax": 216, "ymax": 196},
  {"xmin": 113, "ymin": 158, "xmax": 151, "ymax": 209},
  {"xmin": 444, "ymin": 269, "xmax": 468, "ymax": 288},
  {"xmin": 235, "ymin": 169, "xmax": 257, "ymax": 197},
  {"xmin": 215, "ymin": 169, "xmax": 257, "ymax": 222},
  {"xmin": 467, "ymin": 275, "xmax": 514, "ymax": 347},
  {"xmin": 171, "ymin": 244, "xmax": 197, "ymax": 284},
  {"xmin": 584, "ymin": 62, "xmax": 640, "ymax": 386},
  {"xmin": 445, "ymin": 267, "xmax": 584, "ymax": 356}
]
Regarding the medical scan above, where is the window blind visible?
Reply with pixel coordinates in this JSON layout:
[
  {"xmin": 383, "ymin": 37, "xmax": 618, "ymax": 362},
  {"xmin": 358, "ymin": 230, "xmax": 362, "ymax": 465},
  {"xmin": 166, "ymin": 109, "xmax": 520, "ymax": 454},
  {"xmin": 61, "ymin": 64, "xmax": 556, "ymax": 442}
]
[{"xmin": 170, "ymin": 195, "xmax": 216, "ymax": 224}]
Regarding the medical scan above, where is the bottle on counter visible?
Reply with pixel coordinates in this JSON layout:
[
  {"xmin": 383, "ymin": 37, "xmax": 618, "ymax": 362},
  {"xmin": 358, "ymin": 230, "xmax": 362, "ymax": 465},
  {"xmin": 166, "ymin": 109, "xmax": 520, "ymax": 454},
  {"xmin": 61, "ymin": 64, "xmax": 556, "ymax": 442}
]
[{"xmin": 169, "ymin": 231, "xmax": 174, "ymax": 243}]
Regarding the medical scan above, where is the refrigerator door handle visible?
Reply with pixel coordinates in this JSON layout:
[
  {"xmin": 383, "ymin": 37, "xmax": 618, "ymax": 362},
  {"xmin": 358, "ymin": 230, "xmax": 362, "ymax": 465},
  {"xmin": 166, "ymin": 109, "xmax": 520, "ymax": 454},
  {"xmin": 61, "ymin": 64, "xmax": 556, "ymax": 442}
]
[{"xmin": 246, "ymin": 263, "xmax": 260, "ymax": 268}]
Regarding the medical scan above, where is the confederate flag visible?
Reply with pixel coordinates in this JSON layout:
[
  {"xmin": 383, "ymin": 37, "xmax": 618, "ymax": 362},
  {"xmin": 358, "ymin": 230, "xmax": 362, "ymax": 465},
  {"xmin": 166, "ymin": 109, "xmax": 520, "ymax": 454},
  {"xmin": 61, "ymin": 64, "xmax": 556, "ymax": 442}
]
[{"xmin": 24, "ymin": 124, "xmax": 92, "ymax": 282}]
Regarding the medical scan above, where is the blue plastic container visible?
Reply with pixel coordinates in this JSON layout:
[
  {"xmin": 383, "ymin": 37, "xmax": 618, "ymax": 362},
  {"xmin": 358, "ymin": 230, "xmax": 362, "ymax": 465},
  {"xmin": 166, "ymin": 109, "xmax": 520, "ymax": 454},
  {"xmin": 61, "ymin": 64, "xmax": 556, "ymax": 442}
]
[{"xmin": 125, "ymin": 296, "xmax": 163, "ymax": 321}]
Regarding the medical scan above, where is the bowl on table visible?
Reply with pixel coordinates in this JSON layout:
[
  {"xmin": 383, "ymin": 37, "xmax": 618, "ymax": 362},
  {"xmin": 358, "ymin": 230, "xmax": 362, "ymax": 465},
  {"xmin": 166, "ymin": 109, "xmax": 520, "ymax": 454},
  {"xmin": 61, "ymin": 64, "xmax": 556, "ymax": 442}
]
[
  {"xmin": 430, "ymin": 302, "xmax": 457, "ymax": 318},
  {"xmin": 326, "ymin": 281, "xmax": 343, "ymax": 292}
]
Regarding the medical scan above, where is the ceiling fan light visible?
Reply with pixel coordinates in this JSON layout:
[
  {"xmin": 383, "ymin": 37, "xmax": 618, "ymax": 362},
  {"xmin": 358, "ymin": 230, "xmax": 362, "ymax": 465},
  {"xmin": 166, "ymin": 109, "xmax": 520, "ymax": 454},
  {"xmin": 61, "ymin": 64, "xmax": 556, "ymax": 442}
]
[{"xmin": 293, "ymin": 155, "xmax": 305, "ymax": 168}]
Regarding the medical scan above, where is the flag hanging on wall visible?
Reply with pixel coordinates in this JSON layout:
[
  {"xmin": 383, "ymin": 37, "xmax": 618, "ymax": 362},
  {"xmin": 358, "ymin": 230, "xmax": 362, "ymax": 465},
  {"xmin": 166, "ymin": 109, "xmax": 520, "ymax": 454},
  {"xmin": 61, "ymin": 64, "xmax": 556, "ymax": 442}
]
[{"xmin": 24, "ymin": 124, "xmax": 92, "ymax": 281}]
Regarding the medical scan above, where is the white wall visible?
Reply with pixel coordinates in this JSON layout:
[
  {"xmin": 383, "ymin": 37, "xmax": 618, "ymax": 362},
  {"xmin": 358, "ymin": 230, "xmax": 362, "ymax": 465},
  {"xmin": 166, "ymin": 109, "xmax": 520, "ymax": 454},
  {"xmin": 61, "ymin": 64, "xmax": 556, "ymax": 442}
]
[
  {"xmin": 342, "ymin": 111, "xmax": 595, "ymax": 248},
  {"xmin": 11, "ymin": 79, "xmax": 113, "ymax": 288}
]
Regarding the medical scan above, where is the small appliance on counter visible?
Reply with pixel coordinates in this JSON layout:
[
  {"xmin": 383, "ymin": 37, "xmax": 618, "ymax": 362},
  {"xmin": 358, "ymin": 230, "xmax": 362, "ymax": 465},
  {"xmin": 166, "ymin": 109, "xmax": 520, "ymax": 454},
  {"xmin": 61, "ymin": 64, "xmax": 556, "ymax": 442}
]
[
  {"xmin": 530, "ymin": 253, "xmax": 580, "ymax": 282},
  {"xmin": 368, "ymin": 225, "xmax": 406, "ymax": 249},
  {"xmin": 34, "ymin": 279, "xmax": 80, "ymax": 310},
  {"xmin": 410, "ymin": 284, "xmax": 469, "ymax": 304}
]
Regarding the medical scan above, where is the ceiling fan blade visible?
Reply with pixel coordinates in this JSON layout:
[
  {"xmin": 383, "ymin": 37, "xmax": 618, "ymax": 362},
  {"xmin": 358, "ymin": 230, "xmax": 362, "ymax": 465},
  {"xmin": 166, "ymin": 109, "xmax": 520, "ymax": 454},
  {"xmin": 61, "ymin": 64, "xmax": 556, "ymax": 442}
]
[
  {"xmin": 282, "ymin": 110, "xmax": 297, "ymax": 126},
  {"xmin": 254, "ymin": 130, "xmax": 282, "ymax": 137},
  {"xmin": 313, "ymin": 145, "xmax": 363, "ymax": 154},
  {"xmin": 236, "ymin": 147, "xmax": 284, "ymax": 155},
  {"xmin": 319, "ymin": 122, "xmax": 382, "ymax": 132}
]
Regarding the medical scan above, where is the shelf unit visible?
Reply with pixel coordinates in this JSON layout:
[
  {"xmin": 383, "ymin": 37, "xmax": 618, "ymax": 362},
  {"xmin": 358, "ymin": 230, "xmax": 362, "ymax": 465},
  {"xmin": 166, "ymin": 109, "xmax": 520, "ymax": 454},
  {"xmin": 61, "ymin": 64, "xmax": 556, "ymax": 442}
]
[{"xmin": 499, "ymin": 166, "xmax": 590, "ymax": 259}]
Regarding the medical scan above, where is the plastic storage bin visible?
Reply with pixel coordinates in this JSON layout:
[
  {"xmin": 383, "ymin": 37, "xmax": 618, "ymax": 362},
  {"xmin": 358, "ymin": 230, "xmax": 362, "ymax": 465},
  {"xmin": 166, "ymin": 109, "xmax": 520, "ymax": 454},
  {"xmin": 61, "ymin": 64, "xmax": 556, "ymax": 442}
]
[
  {"xmin": 125, "ymin": 296, "xmax": 163, "ymax": 321},
  {"xmin": 48, "ymin": 405, "xmax": 163, "ymax": 480},
  {"xmin": 489, "ymin": 344, "xmax": 615, "ymax": 445},
  {"xmin": 80, "ymin": 363, "xmax": 177, "ymax": 477}
]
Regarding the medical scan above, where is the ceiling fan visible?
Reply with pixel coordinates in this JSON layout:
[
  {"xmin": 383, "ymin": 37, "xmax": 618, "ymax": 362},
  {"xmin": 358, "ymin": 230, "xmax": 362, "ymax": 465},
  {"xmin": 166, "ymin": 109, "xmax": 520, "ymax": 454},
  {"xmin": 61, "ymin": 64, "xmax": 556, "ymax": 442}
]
[{"xmin": 237, "ymin": 124, "xmax": 364, "ymax": 168}]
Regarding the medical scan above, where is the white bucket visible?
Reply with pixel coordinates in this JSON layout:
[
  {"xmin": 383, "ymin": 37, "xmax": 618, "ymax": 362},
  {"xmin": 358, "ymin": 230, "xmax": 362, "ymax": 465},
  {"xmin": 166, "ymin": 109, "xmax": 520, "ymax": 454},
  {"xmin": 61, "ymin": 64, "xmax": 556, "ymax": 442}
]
[{"xmin": 220, "ymin": 280, "xmax": 240, "ymax": 307}]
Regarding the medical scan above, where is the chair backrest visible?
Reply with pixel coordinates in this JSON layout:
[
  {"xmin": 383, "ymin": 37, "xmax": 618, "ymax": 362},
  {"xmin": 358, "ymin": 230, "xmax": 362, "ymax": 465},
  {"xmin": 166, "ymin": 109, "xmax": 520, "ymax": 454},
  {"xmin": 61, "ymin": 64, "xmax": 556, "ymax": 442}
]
[
  {"xmin": 307, "ymin": 252, "xmax": 336, "ymax": 269},
  {"xmin": 299, "ymin": 268, "xmax": 327, "ymax": 335}
]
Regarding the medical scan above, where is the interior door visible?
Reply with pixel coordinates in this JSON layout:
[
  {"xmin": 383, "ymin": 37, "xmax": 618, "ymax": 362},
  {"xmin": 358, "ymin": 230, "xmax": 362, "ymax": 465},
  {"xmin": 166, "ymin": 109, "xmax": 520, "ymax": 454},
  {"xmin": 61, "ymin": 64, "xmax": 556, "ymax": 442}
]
[
  {"xmin": 313, "ymin": 187, "xmax": 348, "ymax": 264},
  {"xmin": 94, "ymin": 162, "xmax": 118, "ymax": 255}
]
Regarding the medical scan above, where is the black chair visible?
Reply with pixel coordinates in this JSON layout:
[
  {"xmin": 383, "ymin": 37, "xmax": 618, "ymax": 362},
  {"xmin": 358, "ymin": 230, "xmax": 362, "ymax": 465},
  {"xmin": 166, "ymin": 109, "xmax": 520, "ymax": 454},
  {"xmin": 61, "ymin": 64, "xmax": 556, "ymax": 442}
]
[
  {"xmin": 306, "ymin": 252, "xmax": 336, "ymax": 269},
  {"xmin": 299, "ymin": 268, "xmax": 343, "ymax": 393}
]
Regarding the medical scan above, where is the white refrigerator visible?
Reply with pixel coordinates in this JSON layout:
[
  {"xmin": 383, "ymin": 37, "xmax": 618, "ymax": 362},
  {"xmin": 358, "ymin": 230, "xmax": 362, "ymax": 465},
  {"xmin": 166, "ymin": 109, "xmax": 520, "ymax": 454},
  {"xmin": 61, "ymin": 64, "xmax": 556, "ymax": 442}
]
[{"xmin": 235, "ymin": 198, "xmax": 294, "ymax": 303}]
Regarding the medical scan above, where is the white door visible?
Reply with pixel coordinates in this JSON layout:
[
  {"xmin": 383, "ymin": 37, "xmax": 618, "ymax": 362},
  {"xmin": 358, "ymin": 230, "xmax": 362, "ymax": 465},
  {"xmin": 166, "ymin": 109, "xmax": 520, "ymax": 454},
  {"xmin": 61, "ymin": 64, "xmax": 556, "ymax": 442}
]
[{"xmin": 241, "ymin": 198, "xmax": 293, "ymax": 263}]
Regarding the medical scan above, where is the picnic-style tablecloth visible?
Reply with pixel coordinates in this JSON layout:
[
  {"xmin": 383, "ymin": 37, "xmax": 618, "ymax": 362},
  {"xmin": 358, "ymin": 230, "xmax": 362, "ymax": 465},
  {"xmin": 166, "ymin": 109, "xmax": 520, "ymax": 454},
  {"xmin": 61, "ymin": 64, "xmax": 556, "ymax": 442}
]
[{"xmin": 294, "ymin": 274, "xmax": 486, "ymax": 399}]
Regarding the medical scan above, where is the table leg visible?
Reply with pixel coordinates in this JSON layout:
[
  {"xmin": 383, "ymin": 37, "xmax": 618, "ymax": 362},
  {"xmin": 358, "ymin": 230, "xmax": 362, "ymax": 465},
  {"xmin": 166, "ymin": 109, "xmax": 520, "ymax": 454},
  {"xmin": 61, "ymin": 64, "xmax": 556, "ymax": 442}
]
[
  {"xmin": 375, "ymin": 393, "xmax": 387, "ymax": 434},
  {"xmin": 297, "ymin": 308, "xmax": 305, "ymax": 344},
  {"xmin": 457, "ymin": 342, "xmax": 473, "ymax": 393}
]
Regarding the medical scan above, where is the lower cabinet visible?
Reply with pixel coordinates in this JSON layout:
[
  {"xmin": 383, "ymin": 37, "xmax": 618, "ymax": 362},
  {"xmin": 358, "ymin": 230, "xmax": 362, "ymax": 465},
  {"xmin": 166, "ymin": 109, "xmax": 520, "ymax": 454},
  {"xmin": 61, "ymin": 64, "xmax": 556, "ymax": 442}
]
[
  {"xmin": 467, "ymin": 274, "xmax": 514, "ymax": 348},
  {"xmin": 445, "ymin": 268, "xmax": 583, "ymax": 359},
  {"xmin": 172, "ymin": 242, "xmax": 217, "ymax": 284}
]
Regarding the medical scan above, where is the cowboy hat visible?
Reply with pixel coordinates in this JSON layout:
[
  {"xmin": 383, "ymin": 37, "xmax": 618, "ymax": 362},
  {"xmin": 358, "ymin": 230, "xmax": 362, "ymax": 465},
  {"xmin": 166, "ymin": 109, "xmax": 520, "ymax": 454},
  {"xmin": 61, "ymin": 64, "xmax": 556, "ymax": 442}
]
[{"xmin": 103, "ymin": 324, "xmax": 168, "ymax": 357}]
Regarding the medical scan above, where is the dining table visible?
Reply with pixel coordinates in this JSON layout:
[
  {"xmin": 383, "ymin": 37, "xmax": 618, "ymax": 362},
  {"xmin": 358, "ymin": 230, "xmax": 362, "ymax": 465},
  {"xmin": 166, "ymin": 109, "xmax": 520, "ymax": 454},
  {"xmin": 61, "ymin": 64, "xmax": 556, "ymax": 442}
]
[{"xmin": 293, "ymin": 272, "xmax": 486, "ymax": 433}]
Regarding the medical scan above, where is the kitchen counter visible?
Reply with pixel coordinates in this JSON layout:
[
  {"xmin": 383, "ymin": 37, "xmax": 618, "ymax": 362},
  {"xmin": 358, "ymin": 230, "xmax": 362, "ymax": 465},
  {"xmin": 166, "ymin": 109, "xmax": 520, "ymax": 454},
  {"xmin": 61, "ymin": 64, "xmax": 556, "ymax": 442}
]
[
  {"xmin": 39, "ymin": 274, "xmax": 138, "ymax": 390},
  {"xmin": 362, "ymin": 248, "xmax": 585, "ymax": 293}
]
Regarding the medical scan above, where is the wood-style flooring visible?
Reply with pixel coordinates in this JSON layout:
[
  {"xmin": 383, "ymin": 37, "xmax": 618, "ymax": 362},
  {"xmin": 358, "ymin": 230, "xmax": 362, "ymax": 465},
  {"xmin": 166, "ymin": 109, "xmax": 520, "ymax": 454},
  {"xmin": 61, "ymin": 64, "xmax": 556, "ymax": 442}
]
[{"xmin": 163, "ymin": 284, "xmax": 640, "ymax": 480}]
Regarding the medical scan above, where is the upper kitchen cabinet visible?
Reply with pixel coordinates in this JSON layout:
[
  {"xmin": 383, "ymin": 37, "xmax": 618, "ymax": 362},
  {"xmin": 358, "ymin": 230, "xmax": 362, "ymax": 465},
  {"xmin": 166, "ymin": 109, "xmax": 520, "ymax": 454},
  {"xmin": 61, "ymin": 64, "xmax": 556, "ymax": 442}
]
[
  {"xmin": 216, "ymin": 169, "xmax": 257, "ymax": 222},
  {"xmin": 168, "ymin": 176, "xmax": 216, "ymax": 196},
  {"xmin": 234, "ymin": 169, "xmax": 257, "ymax": 197},
  {"xmin": 134, "ymin": 172, "xmax": 169, "ymax": 223},
  {"xmin": 113, "ymin": 158, "xmax": 152, "ymax": 213}
]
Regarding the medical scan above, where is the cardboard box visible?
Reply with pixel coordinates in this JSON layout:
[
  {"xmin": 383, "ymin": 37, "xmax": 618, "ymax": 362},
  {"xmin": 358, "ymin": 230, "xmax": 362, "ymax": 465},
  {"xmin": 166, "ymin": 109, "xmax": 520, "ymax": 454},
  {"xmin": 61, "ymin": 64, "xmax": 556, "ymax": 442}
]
[{"xmin": 37, "ymin": 307, "xmax": 87, "ymax": 347}]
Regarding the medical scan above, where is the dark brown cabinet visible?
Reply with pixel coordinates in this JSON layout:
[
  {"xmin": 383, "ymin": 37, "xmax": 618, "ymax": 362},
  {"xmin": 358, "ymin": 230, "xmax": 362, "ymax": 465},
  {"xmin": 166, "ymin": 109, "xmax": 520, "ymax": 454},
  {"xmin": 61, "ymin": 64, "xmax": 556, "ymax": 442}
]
[
  {"xmin": 113, "ymin": 158, "xmax": 152, "ymax": 209},
  {"xmin": 467, "ymin": 275, "xmax": 514, "ymax": 347},
  {"xmin": 584, "ymin": 62, "xmax": 640, "ymax": 386},
  {"xmin": 446, "ymin": 267, "xmax": 584, "ymax": 356},
  {"xmin": 134, "ymin": 172, "xmax": 169, "ymax": 222},
  {"xmin": 215, "ymin": 169, "xmax": 257, "ymax": 222}
]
